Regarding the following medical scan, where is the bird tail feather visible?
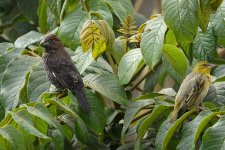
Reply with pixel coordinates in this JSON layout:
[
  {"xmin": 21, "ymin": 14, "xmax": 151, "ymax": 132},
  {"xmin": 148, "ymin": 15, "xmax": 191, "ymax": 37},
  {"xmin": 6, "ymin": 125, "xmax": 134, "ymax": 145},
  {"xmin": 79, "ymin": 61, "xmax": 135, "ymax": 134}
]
[{"xmin": 72, "ymin": 89, "xmax": 90, "ymax": 113}]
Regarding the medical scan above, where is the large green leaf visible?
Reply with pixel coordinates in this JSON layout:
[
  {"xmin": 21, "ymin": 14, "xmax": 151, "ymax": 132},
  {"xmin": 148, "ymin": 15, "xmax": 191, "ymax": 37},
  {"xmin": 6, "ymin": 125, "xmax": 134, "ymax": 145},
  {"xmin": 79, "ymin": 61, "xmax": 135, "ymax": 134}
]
[
  {"xmin": 73, "ymin": 47, "xmax": 94, "ymax": 74},
  {"xmin": 84, "ymin": 72, "xmax": 128, "ymax": 106},
  {"xmin": 0, "ymin": 125, "xmax": 25, "ymax": 150},
  {"xmin": 162, "ymin": 55, "xmax": 182, "ymax": 83},
  {"xmin": 118, "ymin": 48, "xmax": 143, "ymax": 85},
  {"xmin": 121, "ymin": 99, "xmax": 155, "ymax": 143},
  {"xmin": 46, "ymin": 0, "xmax": 62, "ymax": 20},
  {"xmin": 103, "ymin": 0, "xmax": 133, "ymax": 22},
  {"xmin": 86, "ymin": 0, "xmax": 113, "ymax": 27},
  {"xmin": 0, "ymin": 43, "xmax": 14, "ymax": 55},
  {"xmin": 26, "ymin": 103, "xmax": 63, "ymax": 133},
  {"xmin": 111, "ymin": 39, "xmax": 125, "ymax": 64},
  {"xmin": 155, "ymin": 109, "xmax": 196, "ymax": 150},
  {"xmin": 163, "ymin": 44, "xmax": 188, "ymax": 77},
  {"xmin": 58, "ymin": 10, "xmax": 90, "ymax": 50},
  {"xmin": 200, "ymin": 115, "xmax": 225, "ymax": 150},
  {"xmin": 0, "ymin": 48, "xmax": 23, "ymax": 82},
  {"xmin": 14, "ymin": 31, "xmax": 44, "ymax": 48},
  {"xmin": 1, "ymin": 56, "xmax": 39, "ymax": 111},
  {"xmin": 204, "ymin": 82, "xmax": 225, "ymax": 105},
  {"xmin": 211, "ymin": 0, "xmax": 225, "ymax": 47},
  {"xmin": 198, "ymin": 0, "xmax": 214, "ymax": 32},
  {"xmin": 140, "ymin": 16, "xmax": 167, "ymax": 69},
  {"xmin": 137, "ymin": 104, "xmax": 173, "ymax": 140},
  {"xmin": 72, "ymin": 90, "xmax": 106, "ymax": 134},
  {"xmin": 177, "ymin": 111, "xmax": 217, "ymax": 150},
  {"xmin": 10, "ymin": 110, "xmax": 50, "ymax": 139},
  {"xmin": 162, "ymin": 0, "xmax": 198, "ymax": 57},
  {"xmin": 16, "ymin": 0, "xmax": 38, "ymax": 23},
  {"xmin": 51, "ymin": 129, "xmax": 64, "ymax": 150},
  {"xmin": 37, "ymin": 0, "xmax": 48, "ymax": 33},
  {"xmin": 74, "ymin": 117, "xmax": 89, "ymax": 144},
  {"xmin": 193, "ymin": 28, "xmax": 216, "ymax": 62},
  {"xmin": 28, "ymin": 64, "xmax": 51, "ymax": 102}
]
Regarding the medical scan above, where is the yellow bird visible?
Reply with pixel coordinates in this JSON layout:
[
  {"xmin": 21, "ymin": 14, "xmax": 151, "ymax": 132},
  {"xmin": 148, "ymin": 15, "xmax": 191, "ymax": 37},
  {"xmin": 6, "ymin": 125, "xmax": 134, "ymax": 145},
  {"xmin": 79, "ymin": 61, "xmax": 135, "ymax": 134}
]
[{"xmin": 170, "ymin": 61, "xmax": 217, "ymax": 122}]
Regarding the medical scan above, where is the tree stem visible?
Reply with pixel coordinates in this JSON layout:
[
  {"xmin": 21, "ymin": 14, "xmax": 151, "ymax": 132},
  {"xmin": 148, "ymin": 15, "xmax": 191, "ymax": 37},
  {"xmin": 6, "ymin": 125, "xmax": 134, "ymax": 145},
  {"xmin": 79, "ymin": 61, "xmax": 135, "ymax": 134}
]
[
  {"xmin": 106, "ymin": 52, "xmax": 118, "ymax": 74},
  {"xmin": 129, "ymin": 60, "xmax": 162, "ymax": 91},
  {"xmin": 80, "ymin": 0, "xmax": 88, "ymax": 12}
]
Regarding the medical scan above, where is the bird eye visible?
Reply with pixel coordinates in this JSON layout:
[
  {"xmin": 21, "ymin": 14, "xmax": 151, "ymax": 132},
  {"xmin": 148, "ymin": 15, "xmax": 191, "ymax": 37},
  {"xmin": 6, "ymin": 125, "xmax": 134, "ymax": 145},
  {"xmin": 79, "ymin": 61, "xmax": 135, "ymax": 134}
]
[{"xmin": 202, "ymin": 64, "xmax": 207, "ymax": 67}]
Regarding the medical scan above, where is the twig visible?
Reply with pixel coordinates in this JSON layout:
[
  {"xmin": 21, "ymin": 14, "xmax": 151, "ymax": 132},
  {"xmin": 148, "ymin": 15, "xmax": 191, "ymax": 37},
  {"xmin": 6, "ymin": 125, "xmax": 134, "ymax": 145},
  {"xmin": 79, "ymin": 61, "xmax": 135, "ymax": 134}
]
[
  {"xmin": 60, "ymin": 0, "xmax": 68, "ymax": 22},
  {"xmin": 131, "ymin": 109, "xmax": 152, "ymax": 124},
  {"xmin": 80, "ymin": 0, "xmax": 88, "ymax": 12},
  {"xmin": 129, "ymin": 69, "xmax": 151, "ymax": 91},
  {"xmin": 26, "ymin": 51, "xmax": 40, "ymax": 57},
  {"xmin": 106, "ymin": 52, "xmax": 118, "ymax": 74},
  {"xmin": 129, "ymin": 60, "xmax": 162, "ymax": 91}
]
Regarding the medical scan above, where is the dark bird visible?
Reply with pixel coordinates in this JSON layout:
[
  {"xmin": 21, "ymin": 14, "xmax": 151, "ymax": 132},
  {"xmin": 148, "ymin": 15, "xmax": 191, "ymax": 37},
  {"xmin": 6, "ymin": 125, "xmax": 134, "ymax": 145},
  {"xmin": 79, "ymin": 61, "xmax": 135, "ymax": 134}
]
[
  {"xmin": 40, "ymin": 34, "xmax": 90, "ymax": 112},
  {"xmin": 170, "ymin": 61, "xmax": 217, "ymax": 122}
]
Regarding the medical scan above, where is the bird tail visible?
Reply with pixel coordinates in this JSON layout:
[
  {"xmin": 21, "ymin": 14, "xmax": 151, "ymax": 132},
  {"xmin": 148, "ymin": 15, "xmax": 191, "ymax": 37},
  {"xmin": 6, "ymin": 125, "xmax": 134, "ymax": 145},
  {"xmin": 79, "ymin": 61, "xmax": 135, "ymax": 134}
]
[{"xmin": 72, "ymin": 89, "xmax": 90, "ymax": 113}]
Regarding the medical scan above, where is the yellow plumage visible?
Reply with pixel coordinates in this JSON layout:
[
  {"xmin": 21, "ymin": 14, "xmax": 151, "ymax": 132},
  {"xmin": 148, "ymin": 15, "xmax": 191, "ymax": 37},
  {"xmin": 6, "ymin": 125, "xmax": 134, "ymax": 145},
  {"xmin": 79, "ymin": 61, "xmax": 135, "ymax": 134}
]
[{"xmin": 170, "ymin": 61, "xmax": 217, "ymax": 122}]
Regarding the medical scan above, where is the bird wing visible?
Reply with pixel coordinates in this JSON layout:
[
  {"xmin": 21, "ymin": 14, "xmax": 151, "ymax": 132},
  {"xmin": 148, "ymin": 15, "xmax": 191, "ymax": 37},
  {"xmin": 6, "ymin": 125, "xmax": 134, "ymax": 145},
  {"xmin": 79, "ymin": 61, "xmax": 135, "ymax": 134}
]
[
  {"xmin": 185, "ymin": 73, "xmax": 204, "ymax": 107},
  {"xmin": 51, "ymin": 60, "xmax": 84, "ymax": 90}
]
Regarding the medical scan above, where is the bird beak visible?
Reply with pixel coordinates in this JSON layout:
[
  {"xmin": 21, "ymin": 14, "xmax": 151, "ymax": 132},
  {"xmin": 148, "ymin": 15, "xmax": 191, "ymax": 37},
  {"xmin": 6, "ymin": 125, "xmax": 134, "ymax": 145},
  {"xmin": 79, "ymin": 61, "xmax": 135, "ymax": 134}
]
[{"xmin": 207, "ymin": 63, "xmax": 217, "ymax": 69}]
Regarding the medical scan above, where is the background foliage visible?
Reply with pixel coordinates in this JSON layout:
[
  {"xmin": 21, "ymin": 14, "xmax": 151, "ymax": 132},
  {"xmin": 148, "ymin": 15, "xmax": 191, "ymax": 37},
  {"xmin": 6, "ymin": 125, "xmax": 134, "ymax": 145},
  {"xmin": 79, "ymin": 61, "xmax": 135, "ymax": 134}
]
[{"xmin": 0, "ymin": 0, "xmax": 225, "ymax": 149}]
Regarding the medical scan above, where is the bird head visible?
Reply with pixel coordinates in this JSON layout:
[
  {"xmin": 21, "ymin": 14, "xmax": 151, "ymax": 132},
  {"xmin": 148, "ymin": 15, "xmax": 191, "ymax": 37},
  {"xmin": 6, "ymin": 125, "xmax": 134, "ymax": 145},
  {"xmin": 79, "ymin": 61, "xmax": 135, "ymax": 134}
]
[
  {"xmin": 40, "ymin": 34, "xmax": 63, "ymax": 52},
  {"xmin": 193, "ymin": 61, "xmax": 217, "ymax": 74}
]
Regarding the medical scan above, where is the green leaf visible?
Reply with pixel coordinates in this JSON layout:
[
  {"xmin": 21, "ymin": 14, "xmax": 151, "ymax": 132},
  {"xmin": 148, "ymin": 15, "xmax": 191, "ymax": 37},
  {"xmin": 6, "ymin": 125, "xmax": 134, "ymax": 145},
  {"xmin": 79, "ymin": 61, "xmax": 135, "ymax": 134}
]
[
  {"xmin": 28, "ymin": 64, "xmax": 51, "ymax": 102},
  {"xmin": 46, "ymin": 0, "xmax": 62, "ymax": 20},
  {"xmin": 177, "ymin": 111, "xmax": 217, "ymax": 150},
  {"xmin": 16, "ymin": 0, "xmax": 38, "ymax": 23},
  {"xmin": 163, "ymin": 44, "xmax": 188, "ymax": 77},
  {"xmin": 73, "ymin": 47, "xmax": 94, "ymax": 74},
  {"xmin": 1, "ymin": 56, "xmax": 40, "ymax": 111},
  {"xmin": 75, "ymin": 117, "xmax": 89, "ymax": 144},
  {"xmin": 103, "ymin": 0, "xmax": 133, "ymax": 22},
  {"xmin": 204, "ymin": 82, "xmax": 225, "ymax": 105},
  {"xmin": 26, "ymin": 103, "xmax": 63, "ymax": 134},
  {"xmin": 162, "ymin": 0, "xmax": 198, "ymax": 57},
  {"xmin": 74, "ymin": 90, "xmax": 106, "ymax": 134},
  {"xmin": 14, "ymin": 31, "xmax": 44, "ymax": 48},
  {"xmin": 118, "ymin": 48, "xmax": 143, "ymax": 85},
  {"xmin": 198, "ymin": 0, "xmax": 212, "ymax": 32},
  {"xmin": 37, "ymin": 0, "xmax": 48, "ymax": 33},
  {"xmin": 84, "ymin": 72, "xmax": 128, "ymax": 106},
  {"xmin": 162, "ymin": 55, "xmax": 183, "ymax": 83},
  {"xmin": 88, "ymin": 57, "xmax": 113, "ymax": 73},
  {"xmin": 0, "ymin": 43, "xmax": 14, "ymax": 55},
  {"xmin": 193, "ymin": 28, "xmax": 216, "ymax": 62},
  {"xmin": 0, "ymin": 125, "xmax": 25, "ymax": 150},
  {"xmin": 136, "ymin": 104, "xmax": 173, "ymax": 140},
  {"xmin": 200, "ymin": 115, "xmax": 225, "ymax": 150},
  {"xmin": 165, "ymin": 29, "xmax": 177, "ymax": 45},
  {"xmin": 10, "ymin": 110, "xmax": 50, "ymax": 139},
  {"xmin": 86, "ymin": 0, "xmax": 113, "ymax": 27},
  {"xmin": 211, "ymin": 0, "xmax": 225, "ymax": 47},
  {"xmin": 140, "ymin": 16, "xmax": 167, "ymax": 69},
  {"xmin": 58, "ymin": 10, "xmax": 90, "ymax": 50},
  {"xmin": 121, "ymin": 100, "xmax": 155, "ymax": 143},
  {"xmin": 0, "ymin": 48, "xmax": 23, "ymax": 82},
  {"xmin": 51, "ymin": 129, "xmax": 64, "ymax": 150},
  {"xmin": 111, "ymin": 39, "xmax": 125, "ymax": 64},
  {"xmin": 155, "ymin": 109, "xmax": 196, "ymax": 150}
]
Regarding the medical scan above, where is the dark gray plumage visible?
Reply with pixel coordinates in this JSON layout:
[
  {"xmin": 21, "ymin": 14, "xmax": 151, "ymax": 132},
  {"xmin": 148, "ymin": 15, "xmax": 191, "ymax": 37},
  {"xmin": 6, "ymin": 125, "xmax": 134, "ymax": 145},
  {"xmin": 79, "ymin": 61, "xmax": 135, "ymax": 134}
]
[{"xmin": 40, "ymin": 34, "xmax": 90, "ymax": 112}]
